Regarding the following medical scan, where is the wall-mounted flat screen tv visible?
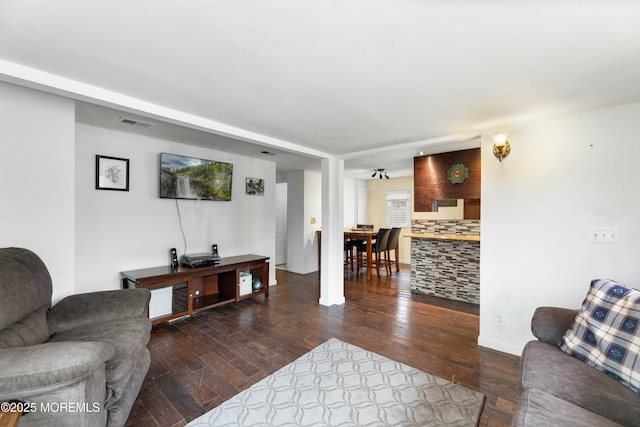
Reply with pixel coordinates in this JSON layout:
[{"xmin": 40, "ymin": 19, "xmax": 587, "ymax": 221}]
[{"xmin": 160, "ymin": 153, "xmax": 233, "ymax": 201}]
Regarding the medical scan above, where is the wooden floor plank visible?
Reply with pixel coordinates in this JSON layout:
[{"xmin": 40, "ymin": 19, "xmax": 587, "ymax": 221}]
[
  {"xmin": 153, "ymin": 373, "xmax": 206, "ymax": 422},
  {"xmin": 126, "ymin": 265, "xmax": 520, "ymax": 427}
]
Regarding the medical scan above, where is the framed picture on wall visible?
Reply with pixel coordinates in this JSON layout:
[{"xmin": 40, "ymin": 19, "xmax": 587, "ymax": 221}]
[
  {"xmin": 96, "ymin": 155, "xmax": 129, "ymax": 191},
  {"xmin": 246, "ymin": 177, "xmax": 264, "ymax": 196}
]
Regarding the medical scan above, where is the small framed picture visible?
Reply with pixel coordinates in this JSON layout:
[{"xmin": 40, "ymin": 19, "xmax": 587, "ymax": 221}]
[
  {"xmin": 96, "ymin": 155, "xmax": 129, "ymax": 191},
  {"xmin": 246, "ymin": 177, "xmax": 264, "ymax": 196}
]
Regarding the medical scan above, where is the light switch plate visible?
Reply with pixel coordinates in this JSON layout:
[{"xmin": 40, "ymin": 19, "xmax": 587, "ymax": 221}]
[{"xmin": 589, "ymin": 226, "xmax": 619, "ymax": 244}]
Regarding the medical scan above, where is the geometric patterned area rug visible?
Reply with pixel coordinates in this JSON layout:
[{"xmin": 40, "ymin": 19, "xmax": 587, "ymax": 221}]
[{"xmin": 187, "ymin": 338, "xmax": 485, "ymax": 426}]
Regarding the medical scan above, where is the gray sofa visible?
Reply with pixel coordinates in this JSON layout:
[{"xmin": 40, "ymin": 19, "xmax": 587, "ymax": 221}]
[
  {"xmin": 0, "ymin": 248, "xmax": 151, "ymax": 427},
  {"xmin": 512, "ymin": 306, "xmax": 640, "ymax": 426}
]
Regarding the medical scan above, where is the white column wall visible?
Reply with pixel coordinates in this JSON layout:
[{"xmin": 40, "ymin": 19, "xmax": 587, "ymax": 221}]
[{"xmin": 319, "ymin": 156, "xmax": 345, "ymax": 306}]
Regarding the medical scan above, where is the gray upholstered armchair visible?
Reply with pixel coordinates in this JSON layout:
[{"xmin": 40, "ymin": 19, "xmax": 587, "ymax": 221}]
[{"xmin": 0, "ymin": 248, "xmax": 151, "ymax": 427}]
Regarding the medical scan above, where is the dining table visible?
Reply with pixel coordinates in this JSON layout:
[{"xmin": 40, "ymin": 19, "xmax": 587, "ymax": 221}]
[{"xmin": 316, "ymin": 229, "xmax": 378, "ymax": 281}]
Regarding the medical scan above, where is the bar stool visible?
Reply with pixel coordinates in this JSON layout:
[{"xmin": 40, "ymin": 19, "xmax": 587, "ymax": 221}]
[
  {"xmin": 357, "ymin": 228, "xmax": 391, "ymax": 277},
  {"xmin": 386, "ymin": 227, "xmax": 402, "ymax": 274}
]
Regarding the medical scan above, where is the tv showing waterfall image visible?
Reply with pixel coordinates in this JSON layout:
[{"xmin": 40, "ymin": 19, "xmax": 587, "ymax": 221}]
[{"xmin": 160, "ymin": 153, "xmax": 233, "ymax": 201}]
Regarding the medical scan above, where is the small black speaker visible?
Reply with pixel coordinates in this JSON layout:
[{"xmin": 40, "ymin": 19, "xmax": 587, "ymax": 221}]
[
  {"xmin": 211, "ymin": 244, "xmax": 219, "ymax": 258},
  {"xmin": 170, "ymin": 248, "xmax": 178, "ymax": 268}
]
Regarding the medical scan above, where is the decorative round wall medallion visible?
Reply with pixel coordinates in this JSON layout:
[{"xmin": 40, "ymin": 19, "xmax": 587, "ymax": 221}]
[{"xmin": 447, "ymin": 163, "xmax": 469, "ymax": 184}]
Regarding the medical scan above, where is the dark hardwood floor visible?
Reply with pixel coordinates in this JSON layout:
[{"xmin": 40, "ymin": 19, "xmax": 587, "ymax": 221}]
[{"xmin": 126, "ymin": 265, "xmax": 520, "ymax": 427}]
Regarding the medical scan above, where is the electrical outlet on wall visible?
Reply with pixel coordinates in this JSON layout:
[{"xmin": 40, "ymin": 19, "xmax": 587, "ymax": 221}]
[{"xmin": 494, "ymin": 311, "xmax": 506, "ymax": 327}]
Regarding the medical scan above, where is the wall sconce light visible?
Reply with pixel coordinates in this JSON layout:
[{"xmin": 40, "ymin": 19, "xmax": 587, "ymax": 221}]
[{"xmin": 493, "ymin": 133, "xmax": 511, "ymax": 162}]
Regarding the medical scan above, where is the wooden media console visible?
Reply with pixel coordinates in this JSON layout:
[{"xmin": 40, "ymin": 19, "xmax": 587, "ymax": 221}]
[{"xmin": 121, "ymin": 254, "xmax": 269, "ymax": 325}]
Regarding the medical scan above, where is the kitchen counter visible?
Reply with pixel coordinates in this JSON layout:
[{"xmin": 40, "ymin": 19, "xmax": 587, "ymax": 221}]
[{"xmin": 409, "ymin": 232, "xmax": 480, "ymax": 304}]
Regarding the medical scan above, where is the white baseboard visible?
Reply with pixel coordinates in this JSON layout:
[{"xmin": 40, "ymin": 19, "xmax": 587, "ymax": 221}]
[{"xmin": 477, "ymin": 335, "xmax": 523, "ymax": 356}]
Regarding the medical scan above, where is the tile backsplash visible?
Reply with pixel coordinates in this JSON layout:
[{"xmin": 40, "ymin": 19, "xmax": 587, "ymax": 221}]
[{"xmin": 411, "ymin": 219, "xmax": 480, "ymax": 236}]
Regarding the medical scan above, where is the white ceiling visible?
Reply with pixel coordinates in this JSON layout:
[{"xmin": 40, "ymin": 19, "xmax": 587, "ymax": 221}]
[{"xmin": 2, "ymin": 1, "xmax": 640, "ymax": 179}]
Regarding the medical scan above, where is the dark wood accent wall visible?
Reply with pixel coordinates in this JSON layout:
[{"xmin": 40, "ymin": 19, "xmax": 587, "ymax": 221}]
[
  {"xmin": 464, "ymin": 199, "xmax": 481, "ymax": 220},
  {"xmin": 414, "ymin": 148, "xmax": 481, "ymax": 212}
]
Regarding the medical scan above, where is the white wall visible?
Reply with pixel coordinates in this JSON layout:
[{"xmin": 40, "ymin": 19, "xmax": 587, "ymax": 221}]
[
  {"xmin": 0, "ymin": 82, "xmax": 76, "ymax": 303},
  {"xmin": 344, "ymin": 178, "xmax": 356, "ymax": 228},
  {"xmin": 480, "ymin": 101, "xmax": 640, "ymax": 355},
  {"xmin": 75, "ymin": 123, "xmax": 276, "ymax": 293},
  {"xmin": 281, "ymin": 170, "xmax": 304, "ymax": 273},
  {"xmin": 343, "ymin": 177, "xmax": 368, "ymax": 229},
  {"xmin": 279, "ymin": 170, "xmax": 322, "ymax": 274},
  {"xmin": 303, "ymin": 170, "xmax": 322, "ymax": 273}
]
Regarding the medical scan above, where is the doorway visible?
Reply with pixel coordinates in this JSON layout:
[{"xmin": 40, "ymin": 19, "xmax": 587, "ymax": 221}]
[{"xmin": 275, "ymin": 182, "xmax": 288, "ymax": 268}]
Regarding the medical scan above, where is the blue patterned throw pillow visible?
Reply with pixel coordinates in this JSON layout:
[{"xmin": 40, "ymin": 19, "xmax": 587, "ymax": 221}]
[{"xmin": 559, "ymin": 279, "xmax": 640, "ymax": 393}]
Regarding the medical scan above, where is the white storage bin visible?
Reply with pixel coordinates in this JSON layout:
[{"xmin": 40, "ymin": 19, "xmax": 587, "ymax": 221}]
[
  {"xmin": 239, "ymin": 271, "xmax": 252, "ymax": 296},
  {"xmin": 149, "ymin": 286, "xmax": 173, "ymax": 319}
]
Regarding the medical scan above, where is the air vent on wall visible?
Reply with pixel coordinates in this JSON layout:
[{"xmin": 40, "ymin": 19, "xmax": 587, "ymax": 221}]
[{"xmin": 118, "ymin": 117, "xmax": 154, "ymax": 128}]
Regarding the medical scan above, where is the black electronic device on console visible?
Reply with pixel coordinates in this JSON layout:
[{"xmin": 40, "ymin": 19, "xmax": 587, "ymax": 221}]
[
  {"xmin": 180, "ymin": 254, "xmax": 221, "ymax": 268},
  {"xmin": 180, "ymin": 244, "xmax": 222, "ymax": 268},
  {"xmin": 170, "ymin": 248, "xmax": 178, "ymax": 268}
]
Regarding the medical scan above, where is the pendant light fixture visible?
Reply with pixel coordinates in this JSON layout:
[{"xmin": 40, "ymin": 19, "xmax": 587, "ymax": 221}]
[{"xmin": 371, "ymin": 168, "xmax": 389, "ymax": 179}]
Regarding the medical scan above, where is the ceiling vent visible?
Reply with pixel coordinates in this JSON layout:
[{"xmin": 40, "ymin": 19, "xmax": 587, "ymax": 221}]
[{"xmin": 118, "ymin": 117, "xmax": 154, "ymax": 128}]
